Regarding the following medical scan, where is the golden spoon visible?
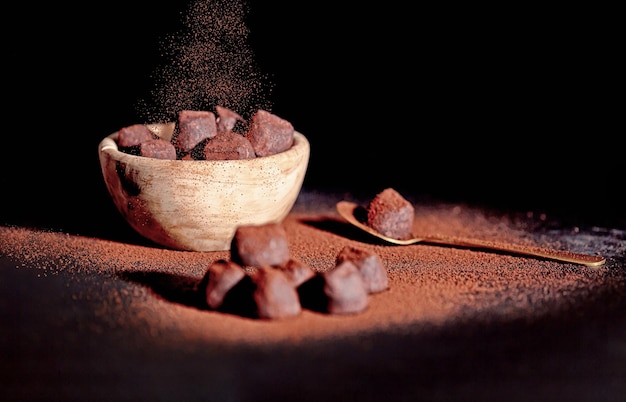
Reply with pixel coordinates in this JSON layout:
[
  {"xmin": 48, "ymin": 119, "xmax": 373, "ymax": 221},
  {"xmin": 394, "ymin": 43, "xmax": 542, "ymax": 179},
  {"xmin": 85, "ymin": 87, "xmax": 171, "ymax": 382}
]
[{"xmin": 336, "ymin": 201, "xmax": 606, "ymax": 267}]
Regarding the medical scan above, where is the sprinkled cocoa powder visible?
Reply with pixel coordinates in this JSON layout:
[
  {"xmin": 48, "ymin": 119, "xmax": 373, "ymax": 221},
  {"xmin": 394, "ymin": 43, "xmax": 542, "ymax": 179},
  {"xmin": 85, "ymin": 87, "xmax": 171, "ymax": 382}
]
[
  {"xmin": 3, "ymin": 190, "xmax": 626, "ymax": 400},
  {"xmin": 2, "ymin": 191, "xmax": 623, "ymax": 347},
  {"xmin": 136, "ymin": 0, "xmax": 273, "ymax": 124}
]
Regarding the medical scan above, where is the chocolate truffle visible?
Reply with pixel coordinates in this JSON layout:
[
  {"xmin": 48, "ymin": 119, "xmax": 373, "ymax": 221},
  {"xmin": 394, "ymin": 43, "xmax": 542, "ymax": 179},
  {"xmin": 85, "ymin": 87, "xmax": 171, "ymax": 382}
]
[
  {"xmin": 323, "ymin": 260, "xmax": 369, "ymax": 315},
  {"xmin": 203, "ymin": 259, "xmax": 246, "ymax": 309},
  {"xmin": 215, "ymin": 105, "xmax": 246, "ymax": 135},
  {"xmin": 202, "ymin": 131, "xmax": 256, "ymax": 160},
  {"xmin": 139, "ymin": 139, "xmax": 177, "ymax": 160},
  {"xmin": 117, "ymin": 124, "xmax": 155, "ymax": 148},
  {"xmin": 230, "ymin": 222, "xmax": 290, "ymax": 267},
  {"xmin": 367, "ymin": 188, "xmax": 415, "ymax": 240},
  {"xmin": 246, "ymin": 109, "xmax": 294, "ymax": 157},
  {"xmin": 173, "ymin": 110, "xmax": 218, "ymax": 152},
  {"xmin": 277, "ymin": 258, "xmax": 316, "ymax": 287},
  {"xmin": 336, "ymin": 246, "xmax": 389, "ymax": 293},
  {"xmin": 252, "ymin": 266, "xmax": 302, "ymax": 319}
]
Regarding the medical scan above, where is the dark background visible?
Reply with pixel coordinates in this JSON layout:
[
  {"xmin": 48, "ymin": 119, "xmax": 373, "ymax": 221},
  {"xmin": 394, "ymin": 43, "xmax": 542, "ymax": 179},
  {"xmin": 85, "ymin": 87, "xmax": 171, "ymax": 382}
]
[{"xmin": 2, "ymin": 1, "xmax": 622, "ymax": 236}]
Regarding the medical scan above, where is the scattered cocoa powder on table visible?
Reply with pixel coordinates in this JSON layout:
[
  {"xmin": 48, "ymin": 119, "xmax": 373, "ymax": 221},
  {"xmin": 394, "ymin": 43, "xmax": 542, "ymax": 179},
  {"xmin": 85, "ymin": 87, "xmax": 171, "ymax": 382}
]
[{"xmin": 1, "ymin": 191, "xmax": 622, "ymax": 347}]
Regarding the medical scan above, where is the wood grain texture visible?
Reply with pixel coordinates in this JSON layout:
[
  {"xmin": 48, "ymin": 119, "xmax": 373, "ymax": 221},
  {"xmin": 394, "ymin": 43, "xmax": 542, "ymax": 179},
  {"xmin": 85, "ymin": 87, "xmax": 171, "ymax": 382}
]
[{"xmin": 98, "ymin": 125, "xmax": 309, "ymax": 251}]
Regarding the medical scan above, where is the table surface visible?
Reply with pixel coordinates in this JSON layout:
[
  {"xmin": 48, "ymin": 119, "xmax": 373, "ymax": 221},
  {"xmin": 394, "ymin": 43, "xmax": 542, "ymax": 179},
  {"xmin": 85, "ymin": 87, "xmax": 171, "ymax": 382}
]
[{"xmin": 2, "ymin": 189, "xmax": 625, "ymax": 402}]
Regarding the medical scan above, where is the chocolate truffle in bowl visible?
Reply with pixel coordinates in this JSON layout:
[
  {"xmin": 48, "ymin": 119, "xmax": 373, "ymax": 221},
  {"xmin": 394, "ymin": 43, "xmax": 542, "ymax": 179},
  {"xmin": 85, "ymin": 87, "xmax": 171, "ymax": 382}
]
[{"xmin": 98, "ymin": 107, "xmax": 310, "ymax": 252}]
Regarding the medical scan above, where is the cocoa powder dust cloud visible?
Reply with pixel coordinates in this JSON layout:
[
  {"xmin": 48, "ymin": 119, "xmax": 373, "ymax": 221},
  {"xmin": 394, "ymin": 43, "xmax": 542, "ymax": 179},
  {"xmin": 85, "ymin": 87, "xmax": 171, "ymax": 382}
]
[{"xmin": 135, "ymin": 0, "xmax": 274, "ymax": 124}]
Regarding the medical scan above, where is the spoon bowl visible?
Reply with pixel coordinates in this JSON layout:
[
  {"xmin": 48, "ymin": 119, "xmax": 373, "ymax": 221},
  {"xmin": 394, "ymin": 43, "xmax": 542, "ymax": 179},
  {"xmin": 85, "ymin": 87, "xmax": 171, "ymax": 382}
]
[{"xmin": 336, "ymin": 201, "xmax": 606, "ymax": 267}]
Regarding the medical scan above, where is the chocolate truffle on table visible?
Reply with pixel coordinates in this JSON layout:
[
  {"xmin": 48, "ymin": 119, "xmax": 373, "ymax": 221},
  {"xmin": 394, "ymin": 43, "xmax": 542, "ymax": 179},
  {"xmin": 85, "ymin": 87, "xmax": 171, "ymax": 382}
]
[
  {"xmin": 202, "ymin": 131, "xmax": 256, "ymax": 160},
  {"xmin": 173, "ymin": 110, "xmax": 218, "ymax": 153},
  {"xmin": 246, "ymin": 109, "xmax": 294, "ymax": 157},
  {"xmin": 367, "ymin": 188, "xmax": 415, "ymax": 240},
  {"xmin": 336, "ymin": 246, "xmax": 389, "ymax": 294},
  {"xmin": 203, "ymin": 259, "xmax": 246, "ymax": 309},
  {"xmin": 323, "ymin": 260, "xmax": 369, "ymax": 315},
  {"xmin": 277, "ymin": 258, "xmax": 316, "ymax": 287},
  {"xmin": 251, "ymin": 266, "xmax": 302, "ymax": 319},
  {"xmin": 230, "ymin": 222, "xmax": 290, "ymax": 267}
]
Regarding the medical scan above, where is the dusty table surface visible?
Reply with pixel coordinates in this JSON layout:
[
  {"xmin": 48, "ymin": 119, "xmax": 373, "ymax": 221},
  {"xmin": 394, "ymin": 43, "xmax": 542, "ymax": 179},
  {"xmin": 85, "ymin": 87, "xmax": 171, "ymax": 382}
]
[{"xmin": 1, "ymin": 189, "xmax": 625, "ymax": 401}]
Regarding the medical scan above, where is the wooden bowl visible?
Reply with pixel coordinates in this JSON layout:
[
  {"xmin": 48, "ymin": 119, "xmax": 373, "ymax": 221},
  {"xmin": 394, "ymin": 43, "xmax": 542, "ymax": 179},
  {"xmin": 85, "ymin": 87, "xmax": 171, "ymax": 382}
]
[{"xmin": 98, "ymin": 123, "xmax": 310, "ymax": 251}]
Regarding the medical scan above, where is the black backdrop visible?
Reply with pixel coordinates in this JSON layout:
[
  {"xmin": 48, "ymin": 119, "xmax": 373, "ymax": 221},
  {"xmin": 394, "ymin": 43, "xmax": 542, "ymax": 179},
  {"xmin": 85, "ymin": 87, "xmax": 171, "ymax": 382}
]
[{"xmin": 2, "ymin": 1, "xmax": 622, "ymax": 236}]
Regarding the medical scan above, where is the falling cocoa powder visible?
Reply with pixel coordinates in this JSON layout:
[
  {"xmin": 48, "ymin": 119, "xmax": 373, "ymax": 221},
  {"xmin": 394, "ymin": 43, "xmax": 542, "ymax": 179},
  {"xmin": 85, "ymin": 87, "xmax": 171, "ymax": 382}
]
[{"xmin": 136, "ymin": 0, "xmax": 273, "ymax": 124}]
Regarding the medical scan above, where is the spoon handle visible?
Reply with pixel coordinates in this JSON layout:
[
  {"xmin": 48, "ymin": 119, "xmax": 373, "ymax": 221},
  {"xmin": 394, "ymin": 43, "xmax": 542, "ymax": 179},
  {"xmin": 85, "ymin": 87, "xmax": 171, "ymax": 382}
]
[
  {"xmin": 336, "ymin": 201, "xmax": 606, "ymax": 267},
  {"xmin": 421, "ymin": 235, "xmax": 606, "ymax": 267}
]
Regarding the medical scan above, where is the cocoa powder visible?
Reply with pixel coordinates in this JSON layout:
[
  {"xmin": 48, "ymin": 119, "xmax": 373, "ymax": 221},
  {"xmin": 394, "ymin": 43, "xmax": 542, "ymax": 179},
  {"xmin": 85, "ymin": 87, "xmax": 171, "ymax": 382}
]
[{"xmin": 1, "ymin": 191, "xmax": 622, "ymax": 346}]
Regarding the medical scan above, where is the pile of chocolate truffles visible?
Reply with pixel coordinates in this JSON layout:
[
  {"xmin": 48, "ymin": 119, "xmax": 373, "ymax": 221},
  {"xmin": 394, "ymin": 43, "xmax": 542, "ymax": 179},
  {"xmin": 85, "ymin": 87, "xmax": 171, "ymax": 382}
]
[
  {"xmin": 201, "ymin": 222, "xmax": 389, "ymax": 320},
  {"xmin": 116, "ymin": 107, "xmax": 295, "ymax": 160}
]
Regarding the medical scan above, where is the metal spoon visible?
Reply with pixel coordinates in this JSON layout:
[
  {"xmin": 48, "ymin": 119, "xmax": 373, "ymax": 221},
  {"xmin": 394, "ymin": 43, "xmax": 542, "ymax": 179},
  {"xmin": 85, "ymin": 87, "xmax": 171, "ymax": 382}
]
[{"xmin": 336, "ymin": 201, "xmax": 606, "ymax": 267}]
